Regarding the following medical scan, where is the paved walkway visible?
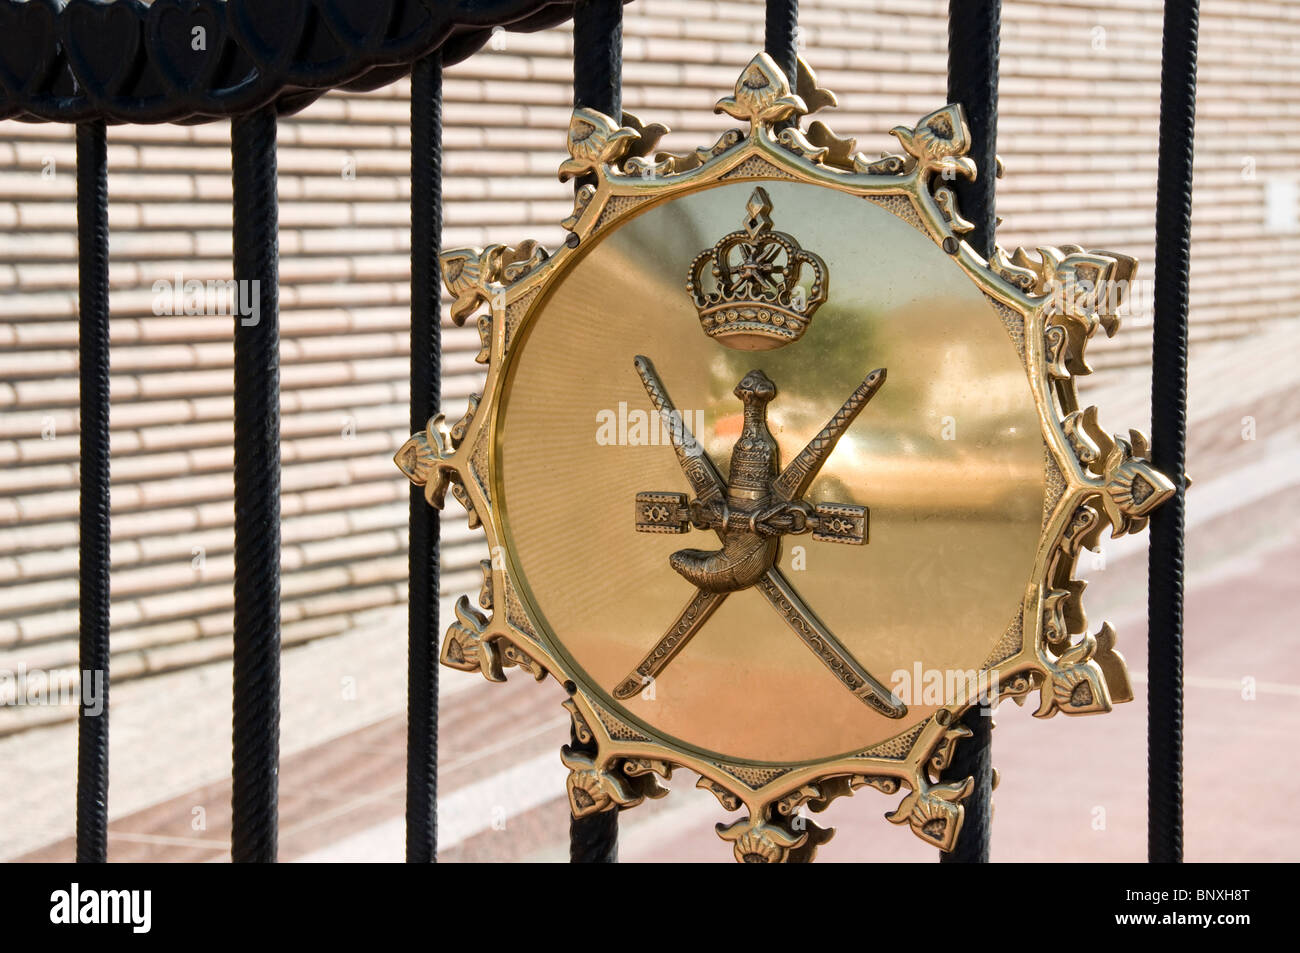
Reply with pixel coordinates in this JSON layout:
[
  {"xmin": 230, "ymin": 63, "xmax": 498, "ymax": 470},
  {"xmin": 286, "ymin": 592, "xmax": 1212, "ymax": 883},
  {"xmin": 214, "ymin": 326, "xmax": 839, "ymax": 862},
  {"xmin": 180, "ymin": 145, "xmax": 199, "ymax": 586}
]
[{"xmin": 9, "ymin": 324, "xmax": 1300, "ymax": 862}]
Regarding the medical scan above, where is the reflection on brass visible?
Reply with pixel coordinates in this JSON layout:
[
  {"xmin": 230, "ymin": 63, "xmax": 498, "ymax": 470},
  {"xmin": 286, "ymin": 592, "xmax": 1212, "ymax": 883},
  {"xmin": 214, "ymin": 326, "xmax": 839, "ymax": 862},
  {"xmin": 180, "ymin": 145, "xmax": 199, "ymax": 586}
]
[
  {"xmin": 393, "ymin": 52, "xmax": 1174, "ymax": 862},
  {"xmin": 688, "ymin": 187, "xmax": 827, "ymax": 350},
  {"xmin": 617, "ymin": 357, "xmax": 904, "ymax": 717}
]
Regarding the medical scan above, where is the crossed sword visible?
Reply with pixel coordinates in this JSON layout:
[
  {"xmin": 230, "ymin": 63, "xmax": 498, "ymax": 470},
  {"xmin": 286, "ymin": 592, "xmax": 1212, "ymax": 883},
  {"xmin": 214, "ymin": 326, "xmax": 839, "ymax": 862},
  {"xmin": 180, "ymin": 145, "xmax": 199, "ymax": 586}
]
[{"xmin": 613, "ymin": 356, "xmax": 907, "ymax": 719}]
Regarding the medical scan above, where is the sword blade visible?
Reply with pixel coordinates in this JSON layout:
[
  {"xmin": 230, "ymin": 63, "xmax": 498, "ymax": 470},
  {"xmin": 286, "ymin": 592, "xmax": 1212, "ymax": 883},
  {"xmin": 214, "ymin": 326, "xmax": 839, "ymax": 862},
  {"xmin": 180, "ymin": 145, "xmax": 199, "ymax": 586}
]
[
  {"xmin": 773, "ymin": 367, "xmax": 886, "ymax": 503},
  {"xmin": 633, "ymin": 355, "xmax": 726, "ymax": 506},
  {"xmin": 756, "ymin": 568, "xmax": 907, "ymax": 718},
  {"xmin": 612, "ymin": 587, "xmax": 729, "ymax": 699}
]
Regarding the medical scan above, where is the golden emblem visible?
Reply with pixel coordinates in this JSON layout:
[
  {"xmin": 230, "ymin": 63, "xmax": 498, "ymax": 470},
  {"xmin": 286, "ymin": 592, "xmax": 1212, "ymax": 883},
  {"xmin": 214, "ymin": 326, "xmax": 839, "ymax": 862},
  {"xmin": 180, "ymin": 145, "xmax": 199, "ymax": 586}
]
[
  {"xmin": 620, "ymin": 359, "xmax": 901, "ymax": 717},
  {"xmin": 396, "ymin": 52, "xmax": 1173, "ymax": 862}
]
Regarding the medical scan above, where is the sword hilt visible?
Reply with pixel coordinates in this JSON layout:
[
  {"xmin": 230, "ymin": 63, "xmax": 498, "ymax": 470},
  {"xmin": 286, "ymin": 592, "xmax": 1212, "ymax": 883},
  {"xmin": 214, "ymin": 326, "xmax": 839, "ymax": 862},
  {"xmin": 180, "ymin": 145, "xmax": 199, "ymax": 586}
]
[
  {"xmin": 635, "ymin": 491, "xmax": 693, "ymax": 534},
  {"xmin": 811, "ymin": 502, "xmax": 868, "ymax": 544}
]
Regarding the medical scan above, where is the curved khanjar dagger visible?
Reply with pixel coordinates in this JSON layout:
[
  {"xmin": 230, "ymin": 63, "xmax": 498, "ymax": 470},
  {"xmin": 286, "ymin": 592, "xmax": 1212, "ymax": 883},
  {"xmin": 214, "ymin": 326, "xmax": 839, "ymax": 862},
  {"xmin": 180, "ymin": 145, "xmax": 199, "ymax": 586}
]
[{"xmin": 616, "ymin": 356, "xmax": 906, "ymax": 718}]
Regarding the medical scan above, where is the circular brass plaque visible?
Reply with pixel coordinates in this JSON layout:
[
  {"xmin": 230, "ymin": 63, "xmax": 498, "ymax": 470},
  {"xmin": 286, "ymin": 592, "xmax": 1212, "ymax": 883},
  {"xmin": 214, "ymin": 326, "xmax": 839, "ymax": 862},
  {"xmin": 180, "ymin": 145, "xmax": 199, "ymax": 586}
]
[
  {"xmin": 498, "ymin": 180, "xmax": 1044, "ymax": 764},
  {"xmin": 398, "ymin": 65, "xmax": 1168, "ymax": 860}
]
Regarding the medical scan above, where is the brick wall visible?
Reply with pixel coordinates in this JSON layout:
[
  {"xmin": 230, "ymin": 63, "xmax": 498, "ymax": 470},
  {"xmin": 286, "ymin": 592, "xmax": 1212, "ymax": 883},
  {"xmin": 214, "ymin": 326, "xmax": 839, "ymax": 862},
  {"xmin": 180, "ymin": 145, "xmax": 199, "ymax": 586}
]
[{"xmin": 1, "ymin": 0, "xmax": 1296, "ymax": 725}]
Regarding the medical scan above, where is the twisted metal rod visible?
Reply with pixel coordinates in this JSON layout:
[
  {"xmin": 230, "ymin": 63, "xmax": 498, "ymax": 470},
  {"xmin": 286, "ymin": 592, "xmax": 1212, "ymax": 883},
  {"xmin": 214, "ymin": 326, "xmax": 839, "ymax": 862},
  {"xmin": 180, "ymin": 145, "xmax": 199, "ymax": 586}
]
[
  {"xmin": 407, "ymin": 51, "xmax": 444, "ymax": 864},
  {"xmin": 1148, "ymin": 0, "xmax": 1199, "ymax": 865},
  {"xmin": 230, "ymin": 105, "xmax": 282, "ymax": 863},
  {"xmin": 765, "ymin": 0, "xmax": 799, "ymax": 87},
  {"xmin": 75, "ymin": 119, "xmax": 111, "ymax": 864},
  {"xmin": 569, "ymin": 0, "xmax": 623, "ymax": 862},
  {"xmin": 939, "ymin": 0, "xmax": 1001, "ymax": 865}
]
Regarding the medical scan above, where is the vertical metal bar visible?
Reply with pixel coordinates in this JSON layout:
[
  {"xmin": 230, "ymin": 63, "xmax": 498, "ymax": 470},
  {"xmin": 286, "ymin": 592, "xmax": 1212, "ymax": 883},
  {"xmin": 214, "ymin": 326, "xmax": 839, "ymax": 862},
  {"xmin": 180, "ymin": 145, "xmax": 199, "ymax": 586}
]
[
  {"xmin": 75, "ymin": 119, "xmax": 111, "ymax": 864},
  {"xmin": 764, "ymin": 0, "xmax": 799, "ymax": 88},
  {"xmin": 1148, "ymin": 0, "xmax": 1199, "ymax": 865},
  {"xmin": 569, "ymin": 0, "xmax": 622, "ymax": 864},
  {"xmin": 573, "ymin": 0, "xmax": 623, "ymax": 129},
  {"xmin": 230, "ymin": 105, "xmax": 281, "ymax": 863},
  {"xmin": 940, "ymin": 0, "xmax": 1000, "ymax": 864},
  {"xmin": 570, "ymin": 795, "xmax": 619, "ymax": 864},
  {"xmin": 947, "ymin": 0, "xmax": 1000, "ymax": 262},
  {"xmin": 407, "ymin": 51, "xmax": 443, "ymax": 864}
]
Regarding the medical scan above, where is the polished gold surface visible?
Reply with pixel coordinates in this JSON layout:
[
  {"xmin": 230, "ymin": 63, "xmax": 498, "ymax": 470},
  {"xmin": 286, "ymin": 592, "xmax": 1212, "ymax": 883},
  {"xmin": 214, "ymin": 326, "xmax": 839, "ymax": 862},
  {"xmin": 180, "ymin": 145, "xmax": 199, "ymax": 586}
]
[
  {"xmin": 498, "ymin": 180, "xmax": 1044, "ymax": 763},
  {"xmin": 393, "ymin": 52, "xmax": 1174, "ymax": 862}
]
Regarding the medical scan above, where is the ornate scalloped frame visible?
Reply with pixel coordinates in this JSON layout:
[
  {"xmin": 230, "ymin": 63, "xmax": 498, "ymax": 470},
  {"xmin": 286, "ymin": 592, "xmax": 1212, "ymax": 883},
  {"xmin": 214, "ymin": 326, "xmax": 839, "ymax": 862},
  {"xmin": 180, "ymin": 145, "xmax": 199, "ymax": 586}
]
[{"xmin": 395, "ymin": 53, "xmax": 1173, "ymax": 863}]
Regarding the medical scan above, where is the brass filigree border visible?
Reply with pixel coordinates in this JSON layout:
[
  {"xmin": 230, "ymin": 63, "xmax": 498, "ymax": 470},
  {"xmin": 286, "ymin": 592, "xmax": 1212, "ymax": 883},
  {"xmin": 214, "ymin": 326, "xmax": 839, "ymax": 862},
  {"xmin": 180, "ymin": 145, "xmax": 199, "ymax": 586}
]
[{"xmin": 394, "ymin": 53, "xmax": 1173, "ymax": 863}]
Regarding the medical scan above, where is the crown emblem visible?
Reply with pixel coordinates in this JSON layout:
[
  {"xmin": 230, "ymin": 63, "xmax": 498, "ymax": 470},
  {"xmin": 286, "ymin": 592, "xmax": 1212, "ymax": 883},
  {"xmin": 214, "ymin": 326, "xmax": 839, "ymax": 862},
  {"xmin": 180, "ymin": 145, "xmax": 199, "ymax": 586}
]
[{"xmin": 686, "ymin": 187, "xmax": 828, "ymax": 350}]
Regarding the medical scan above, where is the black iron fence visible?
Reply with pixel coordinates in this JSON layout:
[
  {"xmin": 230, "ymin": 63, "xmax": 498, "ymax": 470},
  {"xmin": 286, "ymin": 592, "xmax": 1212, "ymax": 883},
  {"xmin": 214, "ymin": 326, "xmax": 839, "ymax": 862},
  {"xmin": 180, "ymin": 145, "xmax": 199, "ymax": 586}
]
[{"xmin": 0, "ymin": 0, "xmax": 1198, "ymax": 864}]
